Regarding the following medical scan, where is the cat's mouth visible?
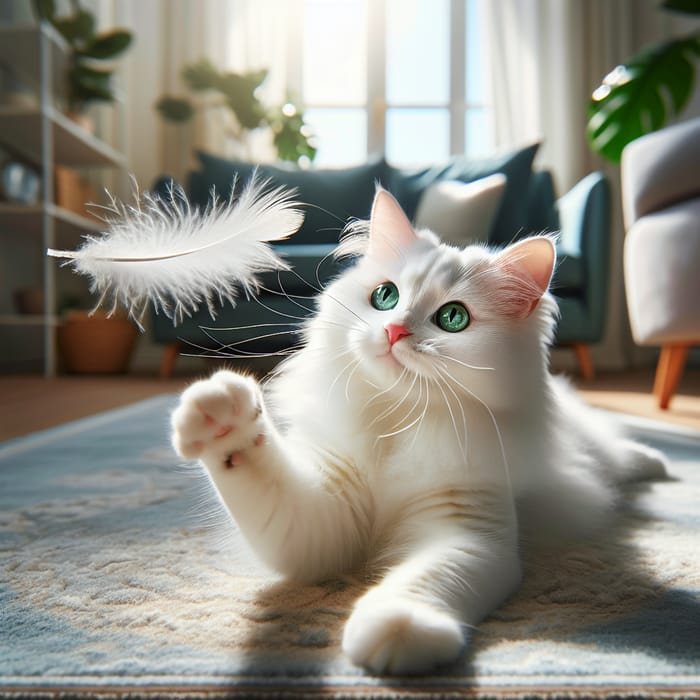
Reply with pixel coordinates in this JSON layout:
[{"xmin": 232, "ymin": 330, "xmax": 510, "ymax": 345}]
[{"xmin": 378, "ymin": 341, "xmax": 424, "ymax": 374}]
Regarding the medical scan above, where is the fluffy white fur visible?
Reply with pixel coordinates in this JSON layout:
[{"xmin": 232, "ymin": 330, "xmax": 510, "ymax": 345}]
[{"xmin": 171, "ymin": 189, "xmax": 667, "ymax": 675}]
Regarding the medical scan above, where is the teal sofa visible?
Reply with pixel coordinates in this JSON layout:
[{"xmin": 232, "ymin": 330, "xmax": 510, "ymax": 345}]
[{"xmin": 151, "ymin": 144, "xmax": 610, "ymax": 378}]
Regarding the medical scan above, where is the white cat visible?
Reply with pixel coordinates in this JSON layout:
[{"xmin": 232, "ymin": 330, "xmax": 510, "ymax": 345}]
[{"xmin": 171, "ymin": 188, "xmax": 666, "ymax": 675}]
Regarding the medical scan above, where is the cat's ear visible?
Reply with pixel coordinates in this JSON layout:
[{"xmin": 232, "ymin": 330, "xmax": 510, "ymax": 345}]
[
  {"xmin": 495, "ymin": 236, "xmax": 556, "ymax": 318},
  {"xmin": 367, "ymin": 188, "xmax": 419, "ymax": 261}
]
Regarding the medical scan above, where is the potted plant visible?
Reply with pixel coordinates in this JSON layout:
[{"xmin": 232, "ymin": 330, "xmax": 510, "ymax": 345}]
[
  {"xmin": 587, "ymin": 0, "xmax": 700, "ymax": 162},
  {"xmin": 32, "ymin": 0, "xmax": 133, "ymax": 128},
  {"xmin": 56, "ymin": 295, "xmax": 138, "ymax": 374},
  {"xmin": 57, "ymin": 309, "xmax": 138, "ymax": 374},
  {"xmin": 156, "ymin": 58, "xmax": 317, "ymax": 164}
]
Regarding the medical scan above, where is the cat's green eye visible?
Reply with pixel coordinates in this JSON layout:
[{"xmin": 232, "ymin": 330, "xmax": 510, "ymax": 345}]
[
  {"xmin": 436, "ymin": 302, "xmax": 470, "ymax": 332},
  {"xmin": 370, "ymin": 282, "xmax": 400, "ymax": 311}
]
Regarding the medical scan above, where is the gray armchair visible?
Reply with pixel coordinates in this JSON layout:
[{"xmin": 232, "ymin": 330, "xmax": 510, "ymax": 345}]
[{"xmin": 622, "ymin": 117, "xmax": 700, "ymax": 409}]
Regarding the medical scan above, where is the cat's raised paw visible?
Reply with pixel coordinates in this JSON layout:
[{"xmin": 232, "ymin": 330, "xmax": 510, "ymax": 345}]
[
  {"xmin": 342, "ymin": 596, "xmax": 465, "ymax": 675},
  {"xmin": 171, "ymin": 370, "xmax": 266, "ymax": 465}
]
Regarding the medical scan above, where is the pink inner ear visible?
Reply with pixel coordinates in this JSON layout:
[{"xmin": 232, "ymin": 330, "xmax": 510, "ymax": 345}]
[
  {"xmin": 495, "ymin": 237, "xmax": 556, "ymax": 318},
  {"xmin": 367, "ymin": 188, "xmax": 419, "ymax": 261}
]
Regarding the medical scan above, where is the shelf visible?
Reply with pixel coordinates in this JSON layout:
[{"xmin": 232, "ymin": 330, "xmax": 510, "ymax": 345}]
[
  {"xmin": 0, "ymin": 106, "xmax": 125, "ymax": 168},
  {"xmin": 0, "ymin": 23, "xmax": 126, "ymax": 376},
  {"xmin": 0, "ymin": 202, "xmax": 104, "ymax": 238},
  {"xmin": 0, "ymin": 313, "xmax": 58, "ymax": 327},
  {"xmin": 0, "ymin": 23, "xmax": 68, "ymax": 99}
]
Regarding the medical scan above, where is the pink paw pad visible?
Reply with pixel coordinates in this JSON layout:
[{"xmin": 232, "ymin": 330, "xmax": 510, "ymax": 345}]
[{"xmin": 226, "ymin": 452, "xmax": 243, "ymax": 468}]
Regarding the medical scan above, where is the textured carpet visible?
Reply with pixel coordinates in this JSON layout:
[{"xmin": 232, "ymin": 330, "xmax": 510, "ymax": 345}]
[{"xmin": 1, "ymin": 395, "xmax": 699, "ymax": 699}]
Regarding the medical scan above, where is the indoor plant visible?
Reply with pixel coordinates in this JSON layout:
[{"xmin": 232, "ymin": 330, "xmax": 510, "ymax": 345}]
[
  {"xmin": 156, "ymin": 59, "xmax": 316, "ymax": 164},
  {"xmin": 587, "ymin": 0, "xmax": 700, "ymax": 162},
  {"xmin": 57, "ymin": 308, "xmax": 137, "ymax": 374},
  {"xmin": 32, "ymin": 0, "xmax": 133, "ymax": 122}
]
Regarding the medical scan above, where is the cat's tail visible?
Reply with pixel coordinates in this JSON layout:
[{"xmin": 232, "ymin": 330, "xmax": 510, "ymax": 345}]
[{"xmin": 47, "ymin": 177, "xmax": 303, "ymax": 329}]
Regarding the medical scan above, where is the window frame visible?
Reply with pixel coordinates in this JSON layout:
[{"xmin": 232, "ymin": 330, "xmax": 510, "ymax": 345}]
[{"xmin": 288, "ymin": 0, "xmax": 488, "ymax": 166}]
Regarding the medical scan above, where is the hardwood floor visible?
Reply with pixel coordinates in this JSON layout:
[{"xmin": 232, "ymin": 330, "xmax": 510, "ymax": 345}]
[{"xmin": 1, "ymin": 366, "xmax": 699, "ymax": 442}]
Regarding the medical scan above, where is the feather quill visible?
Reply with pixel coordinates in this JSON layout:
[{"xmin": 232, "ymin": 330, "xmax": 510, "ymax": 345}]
[{"xmin": 47, "ymin": 178, "xmax": 304, "ymax": 328}]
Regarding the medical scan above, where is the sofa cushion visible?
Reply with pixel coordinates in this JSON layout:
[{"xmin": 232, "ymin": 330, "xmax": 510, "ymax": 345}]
[
  {"xmin": 414, "ymin": 174, "xmax": 507, "ymax": 246},
  {"xmin": 552, "ymin": 254, "xmax": 585, "ymax": 295},
  {"xmin": 388, "ymin": 142, "xmax": 540, "ymax": 246},
  {"xmin": 258, "ymin": 243, "xmax": 347, "ymax": 296},
  {"xmin": 191, "ymin": 152, "xmax": 390, "ymax": 245}
]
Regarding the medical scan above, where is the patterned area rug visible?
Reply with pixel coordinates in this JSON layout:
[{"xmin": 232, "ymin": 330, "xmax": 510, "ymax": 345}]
[{"xmin": 1, "ymin": 395, "xmax": 699, "ymax": 699}]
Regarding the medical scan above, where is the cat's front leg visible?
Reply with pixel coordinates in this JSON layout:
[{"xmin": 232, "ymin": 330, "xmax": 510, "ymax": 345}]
[
  {"xmin": 171, "ymin": 369, "xmax": 267, "ymax": 467},
  {"xmin": 342, "ymin": 505, "xmax": 520, "ymax": 674},
  {"xmin": 171, "ymin": 370, "xmax": 368, "ymax": 581}
]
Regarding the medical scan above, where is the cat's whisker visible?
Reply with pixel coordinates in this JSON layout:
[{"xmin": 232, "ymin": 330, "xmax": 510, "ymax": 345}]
[
  {"xmin": 368, "ymin": 371, "xmax": 417, "ymax": 428},
  {"xmin": 325, "ymin": 348, "xmax": 362, "ymax": 406},
  {"xmin": 434, "ymin": 368, "xmax": 469, "ymax": 463},
  {"xmin": 439, "ymin": 353, "xmax": 495, "ymax": 372},
  {"xmin": 407, "ymin": 376, "xmax": 431, "ymax": 453},
  {"xmin": 199, "ymin": 320, "xmax": 302, "ymax": 332},
  {"xmin": 384, "ymin": 372, "xmax": 424, "ymax": 433},
  {"xmin": 361, "ymin": 367, "xmax": 408, "ymax": 413},
  {"xmin": 437, "ymin": 366, "xmax": 513, "ymax": 500},
  {"xmin": 375, "ymin": 411, "xmax": 424, "ymax": 443},
  {"xmin": 432, "ymin": 371, "xmax": 467, "ymax": 463},
  {"xmin": 344, "ymin": 357, "xmax": 363, "ymax": 403},
  {"xmin": 200, "ymin": 327, "xmax": 303, "ymax": 352}
]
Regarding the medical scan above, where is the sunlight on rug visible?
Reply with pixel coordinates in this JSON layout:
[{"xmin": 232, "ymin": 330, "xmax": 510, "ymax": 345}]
[{"xmin": 0, "ymin": 396, "xmax": 698, "ymax": 699}]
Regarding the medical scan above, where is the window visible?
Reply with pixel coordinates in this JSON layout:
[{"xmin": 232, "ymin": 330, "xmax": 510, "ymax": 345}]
[{"xmin": 296, "ymin": 0, "xmax": 491, "ymax": 167}]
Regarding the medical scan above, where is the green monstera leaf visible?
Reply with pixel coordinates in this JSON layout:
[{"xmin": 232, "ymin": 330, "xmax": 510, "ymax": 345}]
[{"xmin": 587, "ymin": 34, "xmax": 700, "ymax": 162}]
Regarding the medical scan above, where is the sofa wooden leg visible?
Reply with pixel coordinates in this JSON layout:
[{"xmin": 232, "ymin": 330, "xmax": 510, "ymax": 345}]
[
  {"xmin": 653, "ymin": 343, "xmax": 689, "ymax": 410},
  {"xmin": 160, "ymin": 343, "xmax": 182, "ymax": 379},
  {"xmin": 572, "ymin": 343, "xmax": 595, "ymax": 381}
]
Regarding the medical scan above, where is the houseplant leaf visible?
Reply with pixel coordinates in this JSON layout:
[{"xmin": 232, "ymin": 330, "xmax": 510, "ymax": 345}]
[
  {"xmin": 32, "ymin": 0, "xmax": 56, "ymax": 21},
  {"xmin": 659, "ymin": 0, "xmax": 700, "ymax": 14},
  {"xmin": 70, "ymin": 64, "xmax": 114, "ymax": 102},
  {"xmin": 156, "ymin": 96, "xmax": 195, "ymax": 123},
  {"xmin": 218, "ymin": 71, "xmax": 267, "ymax": 130},
  {"xmin": 182, "ymin": 59, "xmax": 221, "ymax": 92},
  {"xmin": 54, "ymin": 10, "xmax": 94, "ymax": 45},
  {"xmin": 81, "ymin": 30, "xmax": 132, "ymax": 60},
  {"xmin": 587, "ymin": 35, "xmax": 700, "ymax": 162}
]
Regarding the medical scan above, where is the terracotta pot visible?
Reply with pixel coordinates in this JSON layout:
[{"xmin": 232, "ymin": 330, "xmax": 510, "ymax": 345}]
[{"xmin": 57, "ymin": 311, "xmax": 137, "ymax": 374}]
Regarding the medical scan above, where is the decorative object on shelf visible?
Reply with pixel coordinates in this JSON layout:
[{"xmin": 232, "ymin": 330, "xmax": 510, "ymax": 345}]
[
  {"xmin": 57, "ymin": 310, "xmax": 137, "ymax": 374},
  {"xmin": 0, "ymin": 149, "xmax": 40, "ymax": 203},
  {"xmin": 31, "ymin": 0, "xmax": 133, "ymax": 118},
  {"xmin": 54, "ymin": 165, "xmax": 97, "ymax": 218},
  {"xmin": 0, "ymin": 64, "xmax": 39, "ymax": 109},
  {"xmin": 587, "ymin": 0, "xmax": 700, "ymax": 162},
  {"xmin": 156, "ymin": 59, "xmax": 316, "ymax": 164}
]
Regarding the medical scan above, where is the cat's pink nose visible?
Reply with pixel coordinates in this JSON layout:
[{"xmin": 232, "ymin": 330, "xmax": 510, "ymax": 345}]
[{"xmin": 385, "ymin": 323, "xmax": 412, "ymax": 346}]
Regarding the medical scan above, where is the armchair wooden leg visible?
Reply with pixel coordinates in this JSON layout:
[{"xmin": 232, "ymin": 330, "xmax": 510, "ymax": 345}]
[
  {"xmin": 653, "ymin": 343, "xmax": 689, "ymax": 410},
  {"xmin": 572, "ymin": 343, "xmax": 595, "ymax": 381},
  {"xmin": 160, "ymin": 342, "xmax": 182, "ymax": 379}
]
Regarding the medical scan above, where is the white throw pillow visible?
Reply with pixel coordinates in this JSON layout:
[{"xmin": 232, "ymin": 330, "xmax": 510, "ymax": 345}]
[{"xmin": 414, "ymin": 173, "xmax": 507, "ymax": 246}]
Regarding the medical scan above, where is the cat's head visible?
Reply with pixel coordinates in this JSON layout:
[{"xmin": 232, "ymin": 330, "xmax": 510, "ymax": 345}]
[{"xmin": 314, "ymin": 188, "xmax": 558, "ymax": 410}]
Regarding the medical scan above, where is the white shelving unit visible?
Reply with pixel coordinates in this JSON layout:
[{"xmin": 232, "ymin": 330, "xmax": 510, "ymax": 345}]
[{"xmin": 0, "ymin": 23, "xmax": 126, "ymax": 375}]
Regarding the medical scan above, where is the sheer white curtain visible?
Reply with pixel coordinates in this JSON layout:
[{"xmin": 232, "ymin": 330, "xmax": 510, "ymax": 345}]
[
  {"xmin": 481, "ymin": 0, "xmax": 644, "ymax": 193},
  {"xmin": 120, "ymin": 0, "xmax": 290, "ymax": 186},
  {"xmin": 481, "ymin": 0, "xmax": 680, "ymax": 369}
]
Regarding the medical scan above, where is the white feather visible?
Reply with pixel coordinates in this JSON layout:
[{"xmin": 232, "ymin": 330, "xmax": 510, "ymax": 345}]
[{"xmin": 47, "ymin": 178, "xmax": 304, "ymax": 328}]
